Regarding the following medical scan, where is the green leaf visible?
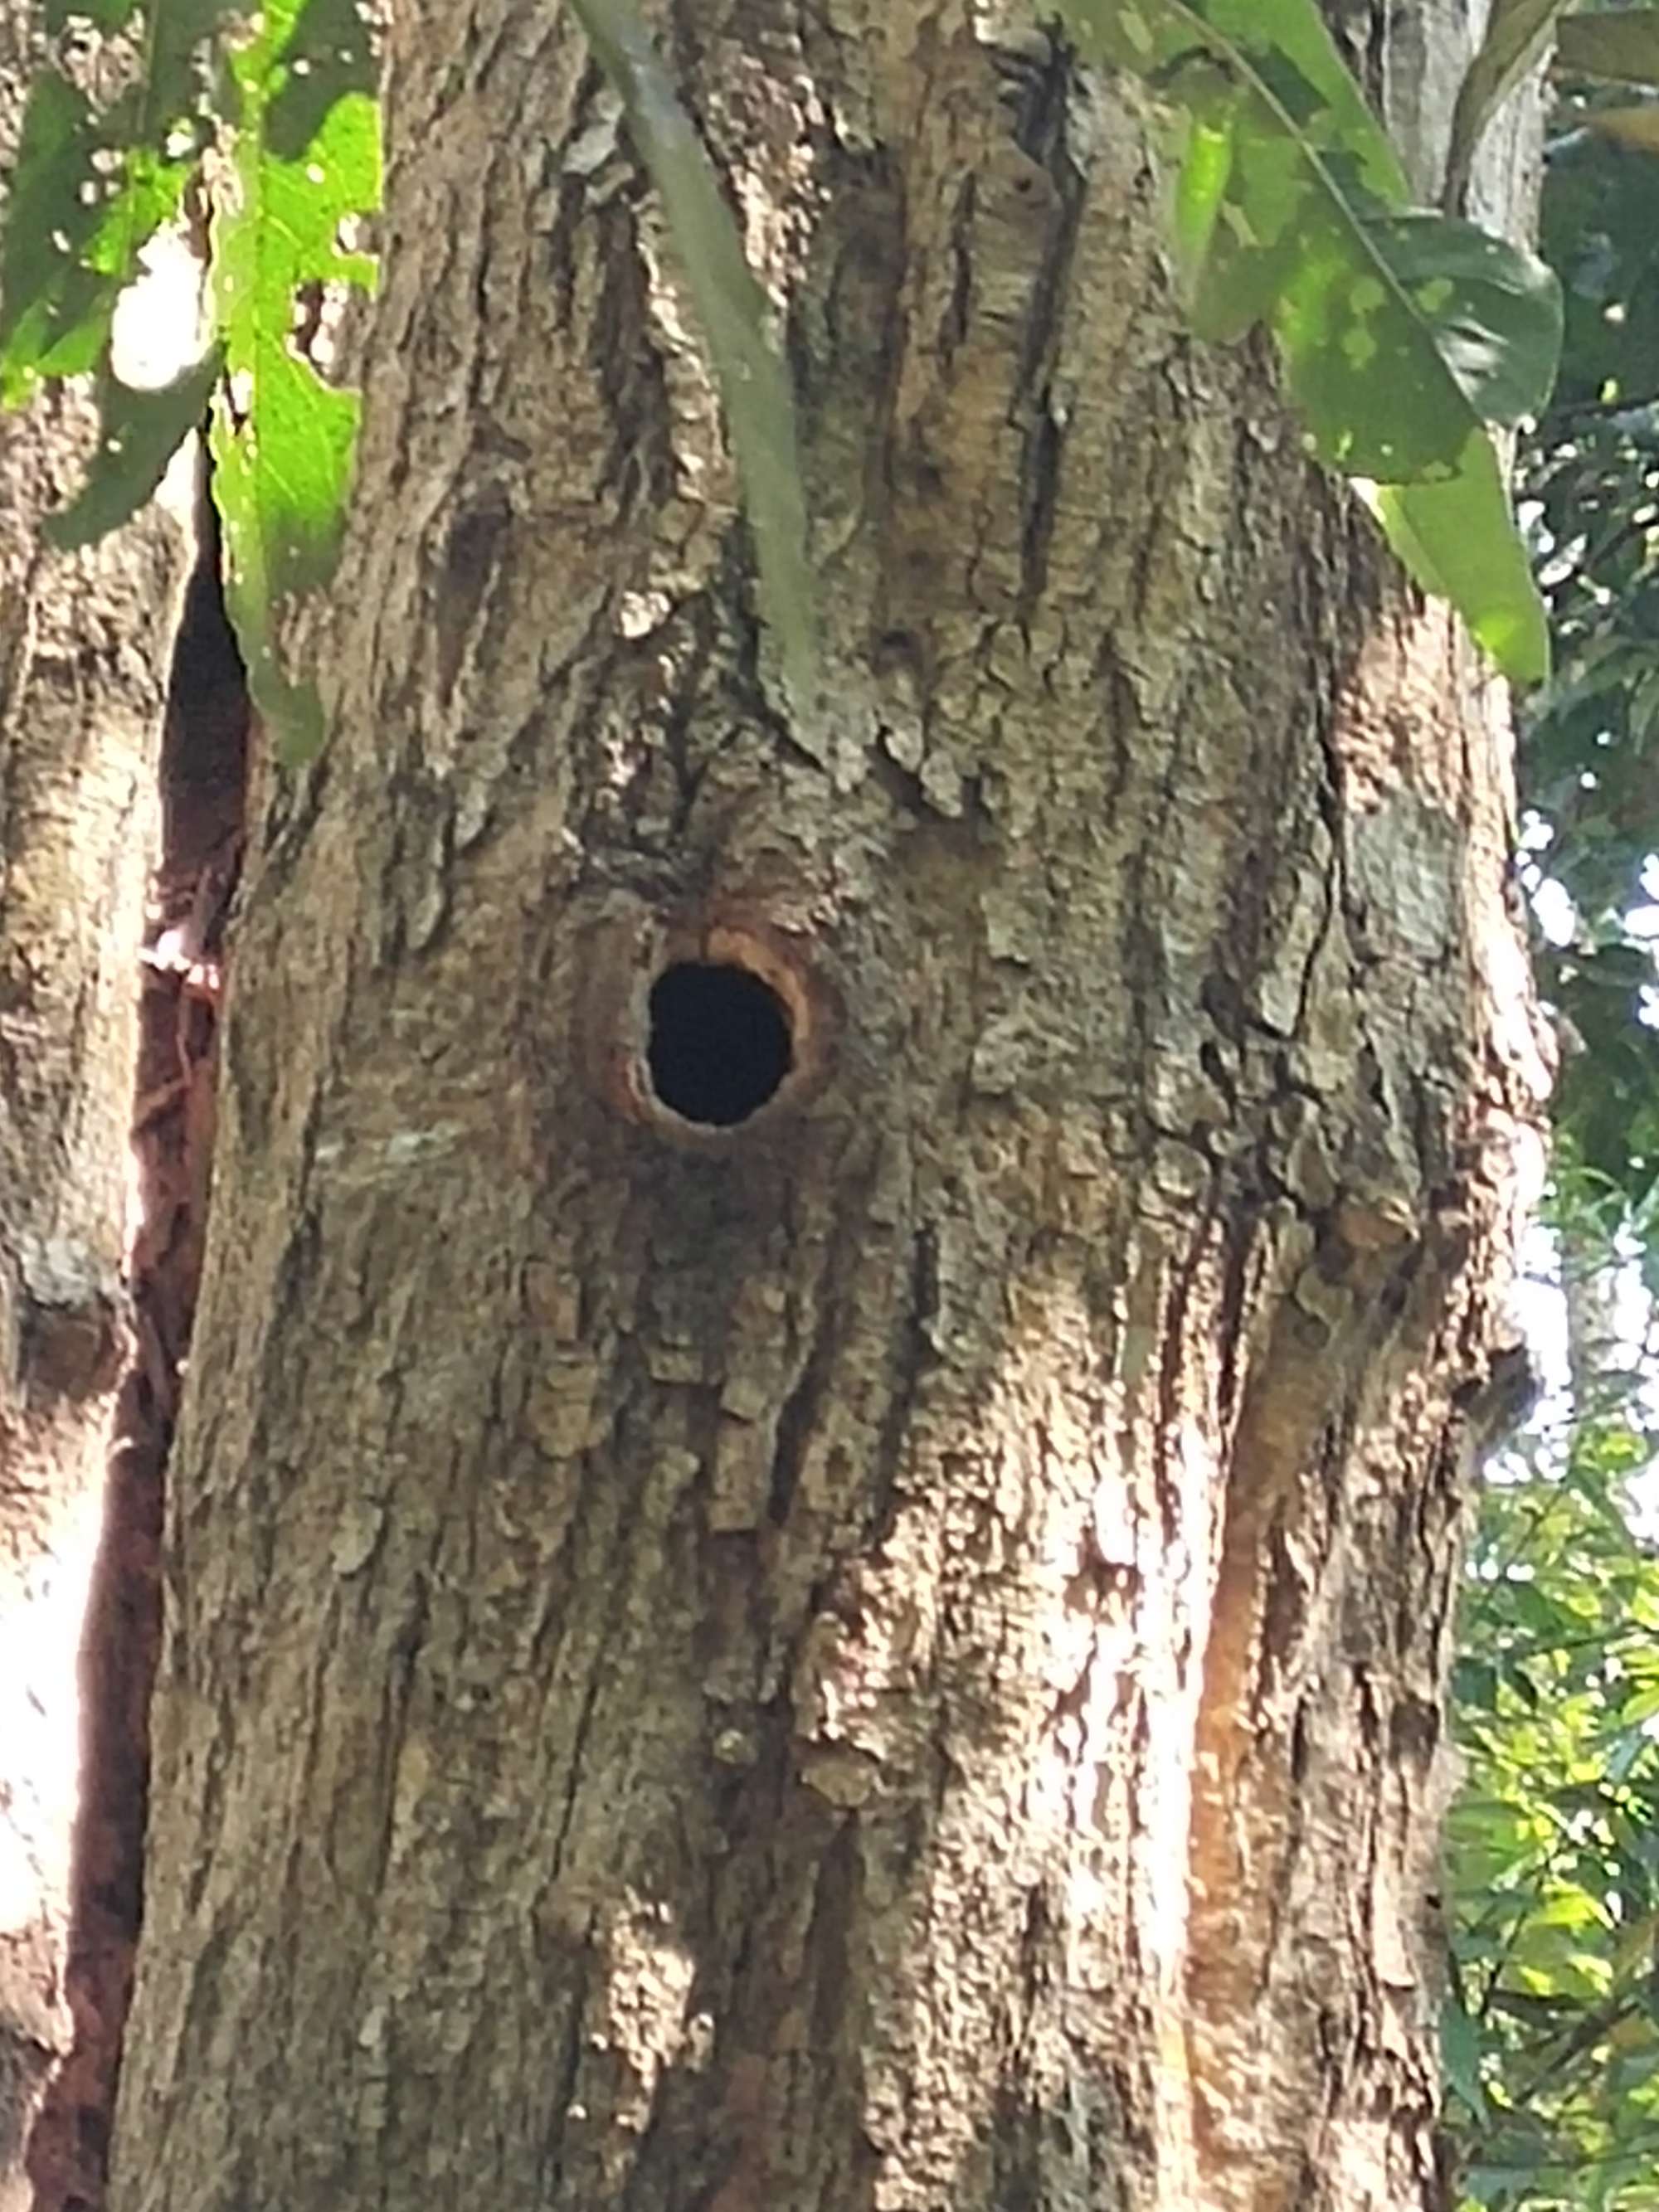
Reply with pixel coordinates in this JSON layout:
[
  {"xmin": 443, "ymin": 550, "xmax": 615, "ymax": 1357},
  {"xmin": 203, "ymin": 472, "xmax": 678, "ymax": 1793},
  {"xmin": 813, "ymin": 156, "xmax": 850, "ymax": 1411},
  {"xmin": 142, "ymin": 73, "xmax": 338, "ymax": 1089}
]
[
  {"xmin": 567, "ymin": 0, "xmax": 816, "ymax": 705},
  {"xmin": 0, "ymin": 0, "xmax": 374, "ymax": 733},
  {"xmin": 1068, "ymin": 0, "xmax": 1556, "ymax": 680},
  {"xmin": 1618, "ymin": 1682, "xmax": 1659, "ymax": 1728},
  {"xmin": 1443, "ymin": 1990, "xmax": 1492, "ymax": 2117},
  {"xmin": 1370, "ymin": 212, "xmax": 1560, "ymax": 425},
  {"xmin": 0, "ymin": 75, "xmax": 114, "ymax": 401},
  {"xmin": 1451, "ymin": 1398, "xmax": 1659, "ymax": 2206},
  {"xmin": 1072, "ymin": 0, "xmax": 1561, "ymax": 474},
  {"xmin": 1372, "ymin": 436, "xmax": 1549, "ymax": 681},
  {"xmin": 1076, "ymin": 0, "xmax": 1411, "ymax": 205},
  {"xmin": 0, "ymin": 0, "xmax": 227, "ymax": 406},
  {"xmin": 1447, "ymin": 0, "xmax": 1569, "ymax": 206},
  {"xmin": 209, "ymin": 0, "xmax": 380, "ymax": 762},
  {"xmin": 1262, "ymin": 204, "xmax": 1559, "ymax": 474},
  {"xmin": 45, "ymin": 351, "xmax": 223, "ymax": 548},
  {"xmin": 1556, "ymin": 11, "xmax": 1659, "ymax": 86},
  {"xmin": 264, "ymin": 0, "xmax": 378, "ymax": 159}
]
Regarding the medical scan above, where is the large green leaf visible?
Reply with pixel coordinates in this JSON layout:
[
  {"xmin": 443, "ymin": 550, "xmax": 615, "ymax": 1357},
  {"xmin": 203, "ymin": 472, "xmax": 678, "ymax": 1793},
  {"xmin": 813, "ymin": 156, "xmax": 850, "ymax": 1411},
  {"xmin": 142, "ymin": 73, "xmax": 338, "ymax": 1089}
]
[
  {"xmin": 1064, "ymin": 0, "xmax": 1558, "ymax": 682},
  {"xmin": 1086, "ymin": 0, "xmax": 1410, "ymax": 201},
  {"xmin": 569, "ymin": 0, "xmax": 815, "ymax": 705},
  {"xmin": 1370, "ymin": 211, "xmax": 1560, "ymax": 425},
  {"xmin": 1371, "ymin": 433, "xmax": 1550, "ymax": 682},
  {"xmin": 1258, "ymin": 202, "xmax": 1559, "ymax": 473},
  {"xmin": 209, "ymin": 0, "xmax": 381, "ymax": 761}
]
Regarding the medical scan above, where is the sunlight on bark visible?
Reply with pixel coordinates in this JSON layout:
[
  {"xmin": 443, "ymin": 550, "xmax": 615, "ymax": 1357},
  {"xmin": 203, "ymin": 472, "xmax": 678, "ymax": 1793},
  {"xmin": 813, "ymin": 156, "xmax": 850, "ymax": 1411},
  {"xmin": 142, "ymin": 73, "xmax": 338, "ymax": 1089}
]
[
  {"xmin": 0, "ymin": 1478, "xmax": 102, "ymax": 1913},
  {"xmin": 0, "ymin": 1466, "xmax": 103, "ymax": 2008}
]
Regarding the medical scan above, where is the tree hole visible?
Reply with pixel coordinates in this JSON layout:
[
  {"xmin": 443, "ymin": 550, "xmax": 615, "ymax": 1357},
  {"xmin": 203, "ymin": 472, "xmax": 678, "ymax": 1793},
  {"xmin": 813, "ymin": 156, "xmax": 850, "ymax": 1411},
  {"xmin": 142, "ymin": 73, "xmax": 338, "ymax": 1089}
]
[{"xmin": 647, "ymin": 960, "xmax": 795, "ymax": 1127}]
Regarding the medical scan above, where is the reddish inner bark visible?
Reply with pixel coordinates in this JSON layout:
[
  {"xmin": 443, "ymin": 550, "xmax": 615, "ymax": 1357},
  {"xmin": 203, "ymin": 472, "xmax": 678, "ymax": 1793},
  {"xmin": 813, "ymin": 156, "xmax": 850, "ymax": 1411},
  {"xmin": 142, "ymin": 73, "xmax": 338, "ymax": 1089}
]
[{"xmin": 25, "ymin": 537, "xmax": 247, "ymax": 2212}]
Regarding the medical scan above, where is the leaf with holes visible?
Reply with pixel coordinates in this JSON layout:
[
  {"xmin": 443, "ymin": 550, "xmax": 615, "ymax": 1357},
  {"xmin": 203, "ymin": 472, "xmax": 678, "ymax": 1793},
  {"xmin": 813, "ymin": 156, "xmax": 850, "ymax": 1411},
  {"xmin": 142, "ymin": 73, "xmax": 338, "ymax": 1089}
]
[
  {"xmin": 209, "ymin": 0, "xmax": 381, "ymax": 761},
  {"xmin": 0, "ymin": 0, "xmax": 226, "ymax": 406},
  {"xmin": 265, "ymin": 0, "xmax": 379, "ymax": 158}
]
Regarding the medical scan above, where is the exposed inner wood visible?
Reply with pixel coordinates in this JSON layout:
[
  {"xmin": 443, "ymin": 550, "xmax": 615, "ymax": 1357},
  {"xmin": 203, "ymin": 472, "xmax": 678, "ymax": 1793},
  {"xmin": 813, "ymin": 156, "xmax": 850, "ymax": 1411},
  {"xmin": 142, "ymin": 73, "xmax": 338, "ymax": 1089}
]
[{"xmin": 25, "ymin": 533, "xmax": 247, "ymax": 2212}]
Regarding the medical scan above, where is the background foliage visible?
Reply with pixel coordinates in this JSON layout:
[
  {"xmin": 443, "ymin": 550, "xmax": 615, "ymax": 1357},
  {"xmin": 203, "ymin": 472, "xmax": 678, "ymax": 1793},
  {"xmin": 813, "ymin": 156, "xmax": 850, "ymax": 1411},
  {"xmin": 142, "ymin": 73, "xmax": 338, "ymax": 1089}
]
[
  {"xmin": 1448, "ymin": 1212, "xmax": 1659, "ymax": 2209},
  {"xmin": 1445, "ymin": 14, "xmax": 1659, "ymax": 2209},
  {"xmin": 1523, "ymin": 99, "xmax": 1659, "ymax": 1210}
]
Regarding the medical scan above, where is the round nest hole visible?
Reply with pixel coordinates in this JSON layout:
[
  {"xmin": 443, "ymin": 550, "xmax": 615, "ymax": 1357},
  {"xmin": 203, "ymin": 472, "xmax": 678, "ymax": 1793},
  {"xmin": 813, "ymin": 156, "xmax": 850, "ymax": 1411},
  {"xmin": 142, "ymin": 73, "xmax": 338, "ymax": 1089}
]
[{"xmin": 646, "ymin": 960, "xmax": 795, "ymax": 1128}]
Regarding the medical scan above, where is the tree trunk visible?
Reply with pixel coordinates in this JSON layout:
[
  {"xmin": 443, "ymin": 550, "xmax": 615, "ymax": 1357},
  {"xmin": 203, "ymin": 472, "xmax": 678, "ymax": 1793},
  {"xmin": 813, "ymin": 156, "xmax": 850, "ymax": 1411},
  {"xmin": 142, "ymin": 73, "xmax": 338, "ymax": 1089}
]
[
  {"xmin": 0, "ymin": 14, "xmax": 195, "ymax": 2198},
  {"xmin": 90, "ymin": 6, "xmax": 1546, "ymax": 2210}
]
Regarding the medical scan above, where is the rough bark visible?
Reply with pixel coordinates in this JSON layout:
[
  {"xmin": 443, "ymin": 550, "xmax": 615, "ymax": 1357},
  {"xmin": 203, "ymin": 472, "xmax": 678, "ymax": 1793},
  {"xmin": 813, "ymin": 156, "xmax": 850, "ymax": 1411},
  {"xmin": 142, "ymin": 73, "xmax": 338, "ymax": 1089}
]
[
  {"xmin": 0, "ymin": 13, "xmax": 195, "ymax": 2200},
  {"xmin": 108, "ymin": 6, "xmax": 1546, "ymax": 2211}
]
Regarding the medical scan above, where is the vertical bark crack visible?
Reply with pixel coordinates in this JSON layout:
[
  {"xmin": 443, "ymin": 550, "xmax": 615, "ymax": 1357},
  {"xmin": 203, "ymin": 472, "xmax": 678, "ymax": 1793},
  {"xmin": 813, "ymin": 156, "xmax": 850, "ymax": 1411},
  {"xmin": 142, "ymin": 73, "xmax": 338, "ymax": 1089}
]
[{"xmin": 25, "ymin": 497, "xmax": 247, "ymax": 2212}]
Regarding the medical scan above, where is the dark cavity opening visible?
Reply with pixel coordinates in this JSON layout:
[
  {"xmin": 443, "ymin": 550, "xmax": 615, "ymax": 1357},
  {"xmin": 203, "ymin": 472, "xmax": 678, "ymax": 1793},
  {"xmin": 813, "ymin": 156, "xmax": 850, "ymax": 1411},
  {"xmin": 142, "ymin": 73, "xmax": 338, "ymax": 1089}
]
[{"xmin": 647, "ymin": 961, "xmax": 793, "ymax": 1127}]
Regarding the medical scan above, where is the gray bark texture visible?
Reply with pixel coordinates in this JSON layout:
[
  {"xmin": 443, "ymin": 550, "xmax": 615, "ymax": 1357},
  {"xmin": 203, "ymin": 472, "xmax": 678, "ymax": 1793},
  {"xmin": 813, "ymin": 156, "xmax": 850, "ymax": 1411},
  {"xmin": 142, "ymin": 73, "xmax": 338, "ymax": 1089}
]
[
  {"xmin": 83, "ymin": 4, "xmax": 1545, "ymax": 2210},
  {"xmin": 0, "ymin": 7, "xmax": 193, "ymax": 2200}
]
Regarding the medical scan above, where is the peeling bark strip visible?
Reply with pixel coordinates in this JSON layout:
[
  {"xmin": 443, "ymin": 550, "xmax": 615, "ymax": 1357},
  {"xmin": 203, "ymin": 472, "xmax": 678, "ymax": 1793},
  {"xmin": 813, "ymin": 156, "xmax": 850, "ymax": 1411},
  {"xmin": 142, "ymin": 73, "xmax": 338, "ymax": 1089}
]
[
  {"xmin": 27, "ymin": 536, "xmax": 247, "ymax": 2212},
  {"xmin": 112, "ymin": 8, "xmax": 1544, "ymax": 2212}
]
